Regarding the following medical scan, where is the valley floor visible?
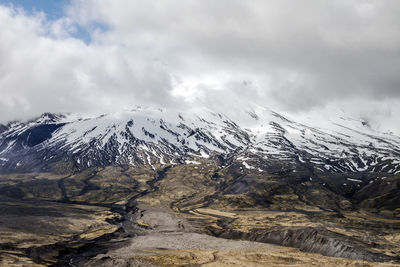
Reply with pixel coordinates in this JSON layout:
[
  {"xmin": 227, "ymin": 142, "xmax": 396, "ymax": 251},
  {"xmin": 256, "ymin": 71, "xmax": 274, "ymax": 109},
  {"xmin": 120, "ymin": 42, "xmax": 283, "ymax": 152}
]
[
  {"xmin": 1, "ymin": 163, "xmax": 400, "ymax": 266},
  {"xmin": 79, "ymin": 205, "xmax": 399, "ymax": 267}
]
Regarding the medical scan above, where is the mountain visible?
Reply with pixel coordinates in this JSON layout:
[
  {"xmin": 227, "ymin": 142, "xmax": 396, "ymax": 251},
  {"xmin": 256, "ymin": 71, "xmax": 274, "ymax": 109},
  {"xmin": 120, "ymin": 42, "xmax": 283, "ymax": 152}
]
[
  {"xmin": 0, "ymin": 107, "xmax": 399, "ymax": 177},
  {"xmin": 1, "ymin": 106, "xmax": 400, "ymax": 265}
]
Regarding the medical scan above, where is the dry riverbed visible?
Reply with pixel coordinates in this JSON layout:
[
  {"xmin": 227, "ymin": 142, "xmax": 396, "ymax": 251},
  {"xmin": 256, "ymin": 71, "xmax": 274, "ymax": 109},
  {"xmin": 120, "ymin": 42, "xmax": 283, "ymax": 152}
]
[{"xmin": 80, "ymin": 205, "xmax": 399, "ymax": 267}]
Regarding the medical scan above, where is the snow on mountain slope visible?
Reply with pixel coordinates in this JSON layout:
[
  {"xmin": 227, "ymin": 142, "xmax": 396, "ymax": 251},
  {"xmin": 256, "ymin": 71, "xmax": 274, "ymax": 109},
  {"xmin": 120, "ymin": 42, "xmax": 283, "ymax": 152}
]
[
  {"xmin": 245, "ymin": 110, "xmax": 400, "ymax": 174},
  {"xmin": 0, "ymin": 107, "xmax": 251, "ymax": 171},
  {"xmin": 0, "ymin": 106, "xmax": 399, "ymax": 175}
]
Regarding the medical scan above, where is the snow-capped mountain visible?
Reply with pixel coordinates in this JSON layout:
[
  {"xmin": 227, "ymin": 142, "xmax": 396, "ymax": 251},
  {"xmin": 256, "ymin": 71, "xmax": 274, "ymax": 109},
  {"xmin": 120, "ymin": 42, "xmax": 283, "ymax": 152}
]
[{"xmin": 0, "ymin": 107, "xmax": 399, "ymax": 176}]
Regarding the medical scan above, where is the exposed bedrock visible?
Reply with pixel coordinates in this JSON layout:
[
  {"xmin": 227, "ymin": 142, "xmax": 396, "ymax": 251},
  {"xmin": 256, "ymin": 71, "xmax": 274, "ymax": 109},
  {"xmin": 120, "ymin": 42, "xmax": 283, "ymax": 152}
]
[{"xmin": 216, "ymin": 226, "xmax": 397, "ymax": 263}]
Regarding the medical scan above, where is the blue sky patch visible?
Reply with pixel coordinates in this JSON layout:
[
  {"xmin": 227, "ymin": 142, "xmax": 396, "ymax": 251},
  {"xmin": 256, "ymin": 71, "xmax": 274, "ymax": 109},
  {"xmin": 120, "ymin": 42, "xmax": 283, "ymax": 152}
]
[
  {"xmin": 0, "ymin": 0, "xmax": 70, "ymax": 20},
  {"xmin": 0, "ymin": 0, "xmax": 108, "ymax": 44}
]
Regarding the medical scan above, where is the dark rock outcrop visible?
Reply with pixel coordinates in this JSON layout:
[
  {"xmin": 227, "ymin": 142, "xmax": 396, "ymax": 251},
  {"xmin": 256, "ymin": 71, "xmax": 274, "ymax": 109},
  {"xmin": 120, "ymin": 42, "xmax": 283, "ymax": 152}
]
[{"xmin": 218, "ymin": 227, "xmax": 396, "ymax": 262}]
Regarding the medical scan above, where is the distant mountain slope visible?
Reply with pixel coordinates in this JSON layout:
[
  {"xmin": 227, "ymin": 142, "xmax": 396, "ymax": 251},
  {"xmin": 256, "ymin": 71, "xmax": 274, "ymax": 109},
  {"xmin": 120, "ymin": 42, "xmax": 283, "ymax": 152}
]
[{"xmin": 0, "ymin": 106, "xmax": 399, "ymax": 177}]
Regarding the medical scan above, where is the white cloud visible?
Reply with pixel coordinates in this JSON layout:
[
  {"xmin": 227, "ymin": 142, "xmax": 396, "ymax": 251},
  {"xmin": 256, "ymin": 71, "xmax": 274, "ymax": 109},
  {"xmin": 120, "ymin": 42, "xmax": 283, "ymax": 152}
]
[
  {"xmin": 0, "ymin": 5, "xmax": 180, "ymax": 122},
  {"xmin": 0, "ymin": 1, "xmax": 399, "ymax": 134}
]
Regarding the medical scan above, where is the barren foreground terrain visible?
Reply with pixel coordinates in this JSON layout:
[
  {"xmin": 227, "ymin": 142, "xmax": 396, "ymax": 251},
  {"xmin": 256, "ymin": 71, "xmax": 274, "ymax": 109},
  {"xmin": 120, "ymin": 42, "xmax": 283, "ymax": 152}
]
[{"xmin": 1, "ymin": 163, "xmax": 400, "ymax": 266}]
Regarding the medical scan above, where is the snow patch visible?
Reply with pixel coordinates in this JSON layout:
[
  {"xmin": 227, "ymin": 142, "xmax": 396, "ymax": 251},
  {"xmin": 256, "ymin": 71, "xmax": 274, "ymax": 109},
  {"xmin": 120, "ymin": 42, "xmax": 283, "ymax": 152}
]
[
  {"xmin": 242, "ymin": 161, "xmax": 254, "ymax": 169},
  {"xmin": 185, "ymin": 160, "xmax": 200, "ymax": 165},
  {"xmin": 347, "ymin": 178, "xmax": 362, "ymax": 183}
]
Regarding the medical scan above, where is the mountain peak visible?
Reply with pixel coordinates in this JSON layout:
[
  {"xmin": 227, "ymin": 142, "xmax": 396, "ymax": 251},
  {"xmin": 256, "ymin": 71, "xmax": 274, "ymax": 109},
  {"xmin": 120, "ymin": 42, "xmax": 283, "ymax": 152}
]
[{"xmin": 0, "ymin": 107, "xmax": 398, "ymax": 177}]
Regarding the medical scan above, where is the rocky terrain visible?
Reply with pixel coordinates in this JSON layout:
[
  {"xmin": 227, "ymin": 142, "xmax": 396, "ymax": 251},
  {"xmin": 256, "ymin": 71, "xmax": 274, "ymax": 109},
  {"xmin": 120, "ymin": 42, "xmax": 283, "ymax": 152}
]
[
  {"xmin": 0, "ymin": 107, "xmax": 400, "ymax": 266},
  {"xmin": 0, "ymin": 106, "xmax": 399, "ymax": 176}
]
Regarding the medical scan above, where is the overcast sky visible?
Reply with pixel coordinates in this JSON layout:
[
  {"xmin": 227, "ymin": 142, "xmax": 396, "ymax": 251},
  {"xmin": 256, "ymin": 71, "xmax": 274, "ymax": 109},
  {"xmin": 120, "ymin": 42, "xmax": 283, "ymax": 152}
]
[{"xmin": 0, "ymin": 0, "xmax": 399, "ymax": 133}]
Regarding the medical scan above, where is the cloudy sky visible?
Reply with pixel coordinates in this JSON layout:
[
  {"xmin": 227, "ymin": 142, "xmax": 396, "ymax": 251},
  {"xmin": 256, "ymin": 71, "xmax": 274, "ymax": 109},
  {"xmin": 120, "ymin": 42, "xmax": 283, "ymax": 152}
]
[{"xmin": 0, "ymin": 0, "xmax": 399, "ymax": 133}]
